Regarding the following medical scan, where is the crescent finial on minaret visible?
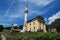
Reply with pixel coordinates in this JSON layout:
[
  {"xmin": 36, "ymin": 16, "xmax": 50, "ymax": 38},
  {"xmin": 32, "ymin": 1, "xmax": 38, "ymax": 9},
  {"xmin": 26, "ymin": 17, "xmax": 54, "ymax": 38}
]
[{"xmin": 25, "ymin": 0, "xmax": 28, "ymax": 13}]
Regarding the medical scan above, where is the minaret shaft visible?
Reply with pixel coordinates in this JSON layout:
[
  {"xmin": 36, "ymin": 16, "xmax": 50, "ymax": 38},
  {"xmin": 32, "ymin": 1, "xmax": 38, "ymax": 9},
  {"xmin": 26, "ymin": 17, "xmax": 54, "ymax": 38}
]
[
  {"xmin": 24, "ymin": 13, "xmax": 28, "ymax": 23},
  {"xmin": 23, "ymin": 2, "xmax": 28, "ymax": 32},
  {"xmin": 23, "ymin": 12, "xmax": 28, "ymax": 31}
]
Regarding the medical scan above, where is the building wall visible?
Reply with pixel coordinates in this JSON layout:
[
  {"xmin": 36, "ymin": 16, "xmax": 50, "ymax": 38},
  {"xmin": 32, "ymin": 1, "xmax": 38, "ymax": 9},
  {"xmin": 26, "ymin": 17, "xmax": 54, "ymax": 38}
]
[
  {"xmin": 39, "ymin": 22, "xmax": 47, "ymax": 32},
  {"xmin": 43, "ymin": 24, "xmax": 47, "ymax": 32},
  {"xmin": 26, "ymin": 20, "xmax": 47, "ymax": 32}
]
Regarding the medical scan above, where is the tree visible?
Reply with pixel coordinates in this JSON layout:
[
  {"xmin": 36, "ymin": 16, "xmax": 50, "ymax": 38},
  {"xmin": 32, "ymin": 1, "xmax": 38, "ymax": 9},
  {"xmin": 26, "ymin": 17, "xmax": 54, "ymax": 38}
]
[
  {"xmin": 0, "ymin": 25, "xmax": 4, "ymax": 32},
  {"xmin": 46, "ymin": 25, "xmax": 50, "ymax": 32},
  {"xmin": 19, "ymin": 25, "xmax": 23, "ymax": 30},
  {"xmin": 4, "ymin": 27, "xmax": 11, "ymax": 30},
  {"xmin": 50, "ymin": 19, "xmax": 60, "ymax": 32}
]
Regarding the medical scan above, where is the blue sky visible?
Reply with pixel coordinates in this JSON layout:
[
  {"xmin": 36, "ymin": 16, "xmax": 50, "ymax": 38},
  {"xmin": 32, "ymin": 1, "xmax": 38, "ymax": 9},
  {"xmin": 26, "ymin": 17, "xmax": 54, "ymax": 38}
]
[{"xmin": 0, "ymin": 0, "xmax": 60, "ymax": 27}]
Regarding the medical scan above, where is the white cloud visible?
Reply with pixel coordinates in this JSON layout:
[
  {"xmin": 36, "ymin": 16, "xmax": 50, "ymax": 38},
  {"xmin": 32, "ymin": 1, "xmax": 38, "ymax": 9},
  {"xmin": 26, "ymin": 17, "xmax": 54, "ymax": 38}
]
[
  {"xmin": 4, "ymin": 0, "xmax": 53, "ymax": 19},
  {"xmin": 6, "ymin": 4, "xmax": 25, "ymax": 19},
  {"xmin": 48, "ymin": 11, "xmax": 60, "ymax": 24},
  {"xmin": 0, "ymin": 18, "xmax": 13, "ymax": 27},
  {"xmin": 1, "ymin": 0, "xmax": 54, "ymax": 27},
  {"xmin": 0, "ymin": 23, "xmax": 10, "ymax": 27},
  {"xmin": 5, "ymin": 0, "xmax": 15, "ymax": 17},
  {"xmin": 13, "ymin": 24, "xmax": 18, "ymax": 26},
  {"xmin": 8, "ymin": 13, "xmax": 24, "ymax": 19},
  {"xmin": 44, "ymin": 18, "xmax": 48, "ymax": 24},
  {"xmin": 20, "ymin": 0, "xmax": 54, "ymax": 6}
]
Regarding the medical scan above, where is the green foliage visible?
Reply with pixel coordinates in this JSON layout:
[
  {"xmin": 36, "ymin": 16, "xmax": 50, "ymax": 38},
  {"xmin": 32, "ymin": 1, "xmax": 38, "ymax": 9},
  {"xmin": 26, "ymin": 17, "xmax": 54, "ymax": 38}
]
[
  {"xmin": 47, "ymin": 19, "xmax": 60, "ymax": 32},
  {"xmin": 51, "ymin": 19, "xmax": 60, "ymax": 28},
  {"xmin": 4, "ymin": 25, "xmax": 23, "ymax": 30},
  {"xmin": 0, "ymin": 36, "xmax": 2, "ymax": 40},
  {"xmin": 19, "ymin": 25, "xmax": 23, "ymax": 30},
  {"xmin": 51, "ymin": 19, "xmax": 60, "ymax": 32},
  {"xmin": 0, "ymin": 25, "xmax": 3, "ymax": 32},
  {"xmin": 4, "ymin": 27, "xmax": 11, "ymax": 30},
  {"xmin": 0, "ymin": 33, "xmax": 2, "ymax": 40},
  {"xmin": 5, "ymin": 32, "xmax": 60, "ymax": 39}
]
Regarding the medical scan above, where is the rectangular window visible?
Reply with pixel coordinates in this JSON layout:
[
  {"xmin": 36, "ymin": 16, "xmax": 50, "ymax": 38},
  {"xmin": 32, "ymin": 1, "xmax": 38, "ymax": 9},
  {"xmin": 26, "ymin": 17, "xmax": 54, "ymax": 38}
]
[
  {"xmin": 30, "ymin": 23, "xmax": 31, "ymax": 25},
  {"xmin": 34, "ymin": 27, "xmax": 35, "ymax": 29},
  {"xmin": 30, "ymin": 28, "xmax": 31, "ymax": 32},
  {"xmin": 33, "ymin": 22, "xmax": 35, "ymax": 25}
]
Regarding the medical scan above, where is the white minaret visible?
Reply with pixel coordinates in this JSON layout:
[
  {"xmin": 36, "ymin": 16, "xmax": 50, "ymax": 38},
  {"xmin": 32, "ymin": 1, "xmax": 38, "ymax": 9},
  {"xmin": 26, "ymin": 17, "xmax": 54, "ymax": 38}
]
[{"xmin": 21, "ymin": 1, "xmax": 28, "ymax": 32}]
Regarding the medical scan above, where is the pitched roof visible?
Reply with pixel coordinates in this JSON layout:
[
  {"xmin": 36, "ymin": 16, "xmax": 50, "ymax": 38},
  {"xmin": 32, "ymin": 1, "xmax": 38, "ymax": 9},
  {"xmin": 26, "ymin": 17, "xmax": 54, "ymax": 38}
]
[{"xmin": 27, "ymin": 16, "xmax": 45, "ymax": 23}]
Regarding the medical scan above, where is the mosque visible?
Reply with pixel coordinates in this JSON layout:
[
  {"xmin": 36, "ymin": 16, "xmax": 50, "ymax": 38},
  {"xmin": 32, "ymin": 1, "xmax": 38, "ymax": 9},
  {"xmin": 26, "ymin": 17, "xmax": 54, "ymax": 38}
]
[
  {"xmin": 20, "ymin": 1, "xmax": 47, "ymax": 32},
  {"xmin": 11, "ymin": 1, "xmax": 47, "ymax": 33}
]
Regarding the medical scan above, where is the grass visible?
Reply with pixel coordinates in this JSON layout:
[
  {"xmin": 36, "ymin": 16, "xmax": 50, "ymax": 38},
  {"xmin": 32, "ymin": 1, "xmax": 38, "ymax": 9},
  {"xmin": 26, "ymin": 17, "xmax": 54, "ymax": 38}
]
[
  {"xmin": 0, "ymin": 37, "xmax": 2, "ymax": 40},
  {"xmin": 5, "ymin": 32, "xmax": 60, "ymax": 38},
  {"xmin": 0, "ymin": 32, "xmax": 2, "ymax": 40}
]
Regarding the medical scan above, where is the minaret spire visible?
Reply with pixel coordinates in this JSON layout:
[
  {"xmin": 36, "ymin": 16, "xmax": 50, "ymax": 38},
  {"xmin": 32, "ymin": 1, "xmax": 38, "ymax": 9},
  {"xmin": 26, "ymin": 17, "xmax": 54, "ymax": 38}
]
[{"xmin": 25, "ymin": 0, "xmax": 28, "ymax": 13}]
